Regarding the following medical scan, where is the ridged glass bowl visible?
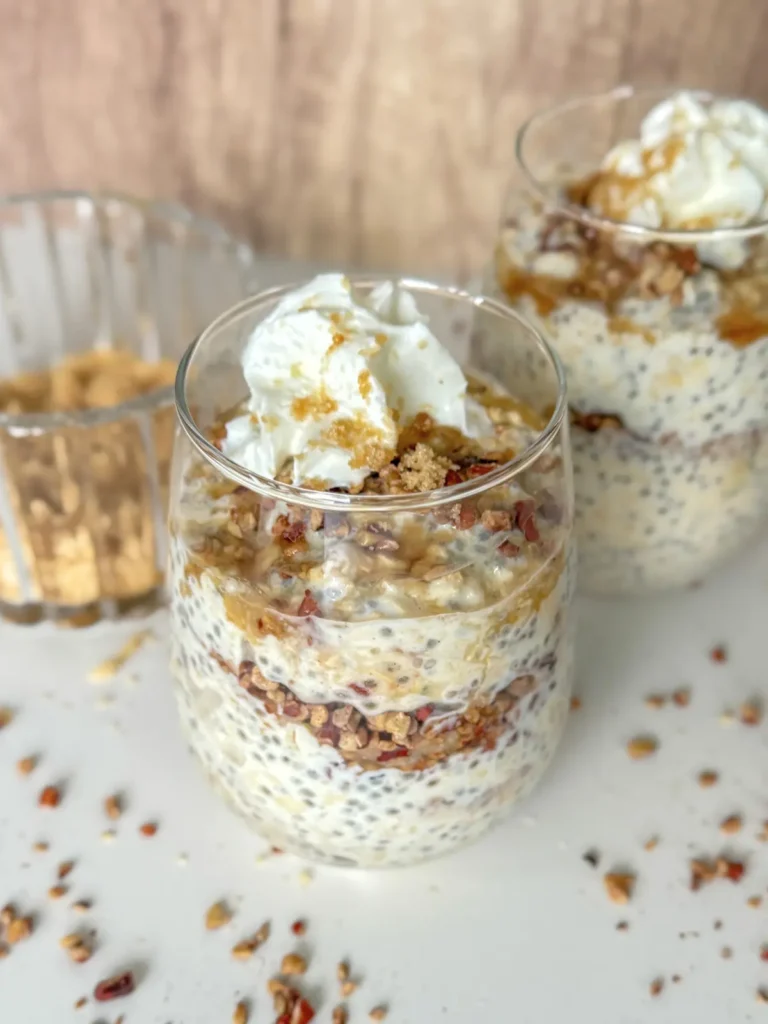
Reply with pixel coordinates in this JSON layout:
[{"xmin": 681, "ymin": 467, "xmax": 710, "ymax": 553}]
[{"xmin": 0, "ymin": 191, "xmax": 256, "ymax": 626}]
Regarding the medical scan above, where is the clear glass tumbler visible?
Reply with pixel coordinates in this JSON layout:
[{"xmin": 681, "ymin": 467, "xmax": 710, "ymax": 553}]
[
  {"xmin": 169, "ymin": 278, "xmax": 575, "ymax": 868},
  {"xmin": 489, "ymin": 87, "xmax": 768, "ymax": 595},
  {"xmin": 0, "ymin": 192, "xmax": 255, "ymax": 625}
]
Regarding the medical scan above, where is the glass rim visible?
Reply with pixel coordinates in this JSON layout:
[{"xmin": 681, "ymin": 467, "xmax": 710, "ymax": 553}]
[
  {"xmin": 0, "ymin": 189, "xmax": 254, "ymax": 436},
  {"xmin": 174, "ymin": 276, "xmax": 569, "ymax": 513},
  {"xmin": 514, "ymin": 83, "xmax": 768, "ymax": 243}
]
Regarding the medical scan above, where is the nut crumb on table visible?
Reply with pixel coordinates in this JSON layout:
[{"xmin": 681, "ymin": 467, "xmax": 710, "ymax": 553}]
[
  {"xmin": 698, "ymin": 770, "xmax": 719, "ymax": 788},
  {"xmin": 16, "ymin": 755, "xmax": 37, "ymax": 775},
  {"xmin": 720, "ymin": 814, "xmax": 743, "ymax": 835},
  {"xmin": 626, "ymin": 736, "xmax": 658, "ymax": 759},
  {"xmin": 205, "ymin": 900, "xmax": 233, "ymax": 930},
  {"xmin": 38, "ymin": 785, "xmax": 61, "ymax": 808},
  {"xmin": 604, "ymin": 872, "xmax": 635, "ymax": 904}
]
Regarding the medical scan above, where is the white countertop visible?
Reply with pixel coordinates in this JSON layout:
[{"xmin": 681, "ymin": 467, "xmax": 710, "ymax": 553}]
[{"xmin": 1, "ymin": 535, "xmax": 767, "ymax": 1024}]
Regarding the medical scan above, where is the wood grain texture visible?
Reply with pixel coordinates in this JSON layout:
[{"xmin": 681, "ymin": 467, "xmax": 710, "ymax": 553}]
[{"xmin": 0, "ymin": 0, "xmax": 765, "ymax": 275}]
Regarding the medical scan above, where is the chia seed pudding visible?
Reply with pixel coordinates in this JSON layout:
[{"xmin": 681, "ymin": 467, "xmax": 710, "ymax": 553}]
[
  {"xmin": 169, "ymin": 275, "xmax": 574, "ymax": 867},
  {"xmin": 489, "ymin": 88, "xmax": 768, "ymax": 594}
]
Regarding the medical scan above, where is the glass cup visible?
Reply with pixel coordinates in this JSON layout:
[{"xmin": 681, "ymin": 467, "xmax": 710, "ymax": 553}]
[
  {"xmin": 0, "ymin": 192, "xmax": 255, "ymax": 625},
  {"xmin": 169, "ymin": 278, "xmax": 575, "ymax": 868},
  {"xmin": 488, "ymin": 86, "xmax": 768, "ymax": 595}
]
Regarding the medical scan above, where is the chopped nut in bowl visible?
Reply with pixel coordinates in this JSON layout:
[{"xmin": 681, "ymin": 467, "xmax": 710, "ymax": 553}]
[
  {"xmin": 489, "ymin": 87, "xmax": 768, "ymax": 594},
  {"xmin": 170, "ymin": 275, "xmax": 575, "ymax": 868},
  {"xmin": 0, "ymin": 192, "xmax": 255, "ymax": 625}
]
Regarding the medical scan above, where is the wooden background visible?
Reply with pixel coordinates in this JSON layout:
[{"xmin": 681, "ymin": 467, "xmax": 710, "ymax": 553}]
[{"xmin": 0, "ymin": 0, "xmax": 767, "ymax": 276}]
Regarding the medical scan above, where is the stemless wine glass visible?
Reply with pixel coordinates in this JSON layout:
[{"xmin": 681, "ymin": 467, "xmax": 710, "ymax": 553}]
[
  {"xmin": 169, "ymin": 278, "xmax": 575, "ymax": 869},
  {"xmin": 488, "ymin": 86, "xmax": 768, "ymax": 595},
  {"xmin": 0, "ymin": 192, "xmax": 255, "ymax": 625}
]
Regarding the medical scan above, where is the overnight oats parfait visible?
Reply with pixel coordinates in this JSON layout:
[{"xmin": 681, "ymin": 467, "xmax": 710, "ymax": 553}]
[
  {"xmin": 169, "ymin": 275, "xmax": 574, "ymax": 868},
  {"xmin": 491, "ymin": 87, "xmax": 768, "ymax": 594}
]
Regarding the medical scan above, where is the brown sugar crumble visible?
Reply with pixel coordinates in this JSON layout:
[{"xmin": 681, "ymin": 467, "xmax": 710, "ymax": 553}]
[
  {"xmin": 604, "ymin": 872, "xmax": 635, "ymax": 905},
  {"xmin": 626, "ymin": 736, "xmax": 658, "ymax": 759}
]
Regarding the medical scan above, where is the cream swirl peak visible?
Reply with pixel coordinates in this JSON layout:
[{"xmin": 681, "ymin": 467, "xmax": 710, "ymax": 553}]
[
  {"xmin": 587, "ymin": 92, "xmax": 768, "ymax": 267},
  {"xmin": 222, "ymin": 274, "xmax": 487, "ymax": 489}
]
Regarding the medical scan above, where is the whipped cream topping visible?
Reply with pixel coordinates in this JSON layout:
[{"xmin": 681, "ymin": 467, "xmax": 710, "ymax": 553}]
[
  {"xmin": 588, "ymin": 92, "xmax": 768, "ymax": 268},
  {"xmin": 223, "ymin": 274, "xmax": 486, "ymax": 489}
]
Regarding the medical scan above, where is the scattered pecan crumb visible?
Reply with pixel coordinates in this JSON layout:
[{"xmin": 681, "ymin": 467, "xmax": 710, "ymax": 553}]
[
  {"xmin": 671, "ymin": 975, "xmax": 682, "ymax": 984},
  {"xmin": 582, "ymin": 848, "xmax": 600, "ymax": 868},
  {"xmin": 0, "ymin": 905, "xmax": 14, "ymax": 927},
  {"xmin": 205, "ymin": 900, "xmax": 233, "ymax": 930},
  {"xmin": 32, "ymin": 841, "xmax": 48, "ymax": 852},
  {"xmin": 6, "ymin": 917, "xmax": 32, "ymax": 944},
  {"xmin": 616, "ymin": 920, "xmax": 629, "ymax": 931},
  {"xmin": 48, "ymin": 885, "xmax": 67, "ymax": 900},
  {"xmin": 748, "ymin": 895, "xmax": 763, "ymax": 908},
  {"xmin": 332, "ymin": 1007, "xmax": 348, "ymax": 1024},
  {"xmin": 698, "ymin": 770, "xmax": 719, "ymax": 788},
  {"xmin": 649, "ymin": 978, "xmax": 664, "ymax": 997},
  {"xmin": 369, "ymin": 1008, "xmax": 388, "ymax": 1021},
  {"xmin": 233, "ymin": 999, "xmax": 249, "ymax": 1024},
  {"xmin": 337, "ymin": 961, "xmax": 350, "ymax": 983},
  {"xmin": 721, "ymin": 946, "xmax": 733, "ymax": 959},
  {"xmin": 38, "ymin": 785, "xmax": 61, "ymax": 808},
  {"xmin": 94, "ymin": 970, "xmax": 135, "ymax": 1001},
  {"xmin": 58, "ymin": 860, "xmax": 75, "ymax": 880},
  {"xmin": 291, "ymin": 919, "xmax": 307, "ymax": 936},
  {"xmin": 16, "ymin": 756, "xmax": 37, "ymax": 775},
  {"xmin": 139, "ymin": 821, "xmax": 158, "ymax": 837},
  {"xmin": 0, "ymin": 707, "xmax": 13, "ymax": 729},
  {"xmin": 720, "ymin": 814, "xmax": 743, "ymax": 835},
  {"xmin": 710, "ymin": 645, "xmax": 727, "ymax": 663},
  {"xmin": 690, "ymin": 856, "xmax": 745, "ymax": 891},
  {"xmin": 714, "ymin": 920, "xmax": 723, "ymax": 930},
  {"xmin": 739, "ymin": 699, "xmax": 763, "ymax": 727},
  {"xmin": 281, "ymin": 952, "xmax": 307, "ymax": 975},
  {"xmin": 104, "ymin": 794, "xmax": 123, "ymax": 820},
  {"xmin": 341, "ymin": 981, "xmax": 358, "ymax": 998},
  {"xmin": 604, "ymin": 872, "xmax": 635, "ymax": 904},
  {"xmin": 672, "ymin": 688, "xmax": 691, "ymax": 707},
  {"xmin": 626, "ymin": 736, "xmax": 657, "ymax": 759},
  {"xmin": 232, "ymin": 920, "xmax": 269, "ymax": 958},
  {"xmin": 74, "ymin": 997, "xmax": 87, "ymax": 1009},
  {"xmin": 71, "ymin": 900, "xmax": 92, "ymax": 914},
  {"xmin": 645, "ymin": 694, "xmax": 666, "ymax": 709},
  {"xmin": 569, "ymin": 695, "xmax": 582, "ymax": 711},
  {"xmin": 644, "ymin": 836, "xmax": 659, "ymax": 852}
]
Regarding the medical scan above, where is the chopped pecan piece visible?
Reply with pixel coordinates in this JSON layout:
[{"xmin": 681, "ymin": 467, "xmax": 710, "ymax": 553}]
[{"xmin": 94, "ymin": 971, "xmax": 135, "ymax": 1002}]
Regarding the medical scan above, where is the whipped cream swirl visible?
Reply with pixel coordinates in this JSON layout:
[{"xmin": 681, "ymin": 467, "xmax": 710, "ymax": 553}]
[
  {"xmin": 223, "ymin": 274, "xmax": 486, "ymax": 489},
  {"xmin": 589, "ymin": 91, "xmax": 768, "ymax": 267}
]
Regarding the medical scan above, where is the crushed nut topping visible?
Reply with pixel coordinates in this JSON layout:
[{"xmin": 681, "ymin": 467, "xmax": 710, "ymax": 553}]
[
  {"xmin": 38, "ymin": 785, "xmax": 62, "ymax": 808},
  {"xmin": 698, "ymin": 770, "xmax": 719, "ymax": 788},
  {"xmin": 332, "ymin": 1007, "xmax": 348, "ymax": 1024},
  {"xmin": 233, "ymin": 999, "xmax": 250, "ymax": 1024},
  {"xmin": 369, "ymin": 1008, "xmax": 388, "ymax": 1021},
  {"xmin": 672, "ymin": 687, "xmax": 691, "ymax": 707},
  {"xmin": 281, "ymin": 952, "xmax": 308, "ymax": 976},
  {"xmin": 16, "ymin": 756, "xmax": 37, "ymax": 775},
  {"xmin": 604, "ymin": 872, "xmax": 635, "ymax": 904},
  {"xmin": 57, "ymin": 860, "xmax": 75, "ymax": 880},
  {"xmin": 690, "ymin": 856, "xmax": 745, "ymax": 891},
  {"xmin": 104, "ymin": 794, "xmax": 123, "ymax": 820},
  {"xmin": 720, "ymin": 814, "xmax": 743, "ymax": 835},
  {"xmin": 739, "ymin": 699, "xmax": 763, "ymax": 726},
  {"xmin": 139, "ymin": 821, "xmax": 158, "ymax": 837},
  {"xmin": 0, "ymin": 707, "xmax": 14, "ymax": 729},
  {"xmin": 48, "ymin": 885, "xmax": 67, "ymax": 900},
  {"xmin": 649, "ymin": 978, "xmax": 664, "ymax": 998},
  {"xmin": 93, "ymin": 970, "xmax": 135, "ymax": 1002},
  {"xmin": 205, "ymin": 900, "xmax": 233, "ymax": 930},
  {"xmin": 710, "ymin": 645, "xmax": 728, "ymax": 664},
  {"xmin": 626, "ymin": 736, "xmax": 658, "ymax": 759}
]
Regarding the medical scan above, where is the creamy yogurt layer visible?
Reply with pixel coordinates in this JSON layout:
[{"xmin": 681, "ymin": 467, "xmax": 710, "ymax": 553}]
[{"xmin": 494, "ymin": 91, "xmax": 768, "ymax": 594}]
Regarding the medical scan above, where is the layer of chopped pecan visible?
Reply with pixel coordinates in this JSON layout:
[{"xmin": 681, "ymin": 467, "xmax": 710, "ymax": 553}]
[{"xmin": 237, "ymin": 660, "xmax": 540, "ymax": 772}]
